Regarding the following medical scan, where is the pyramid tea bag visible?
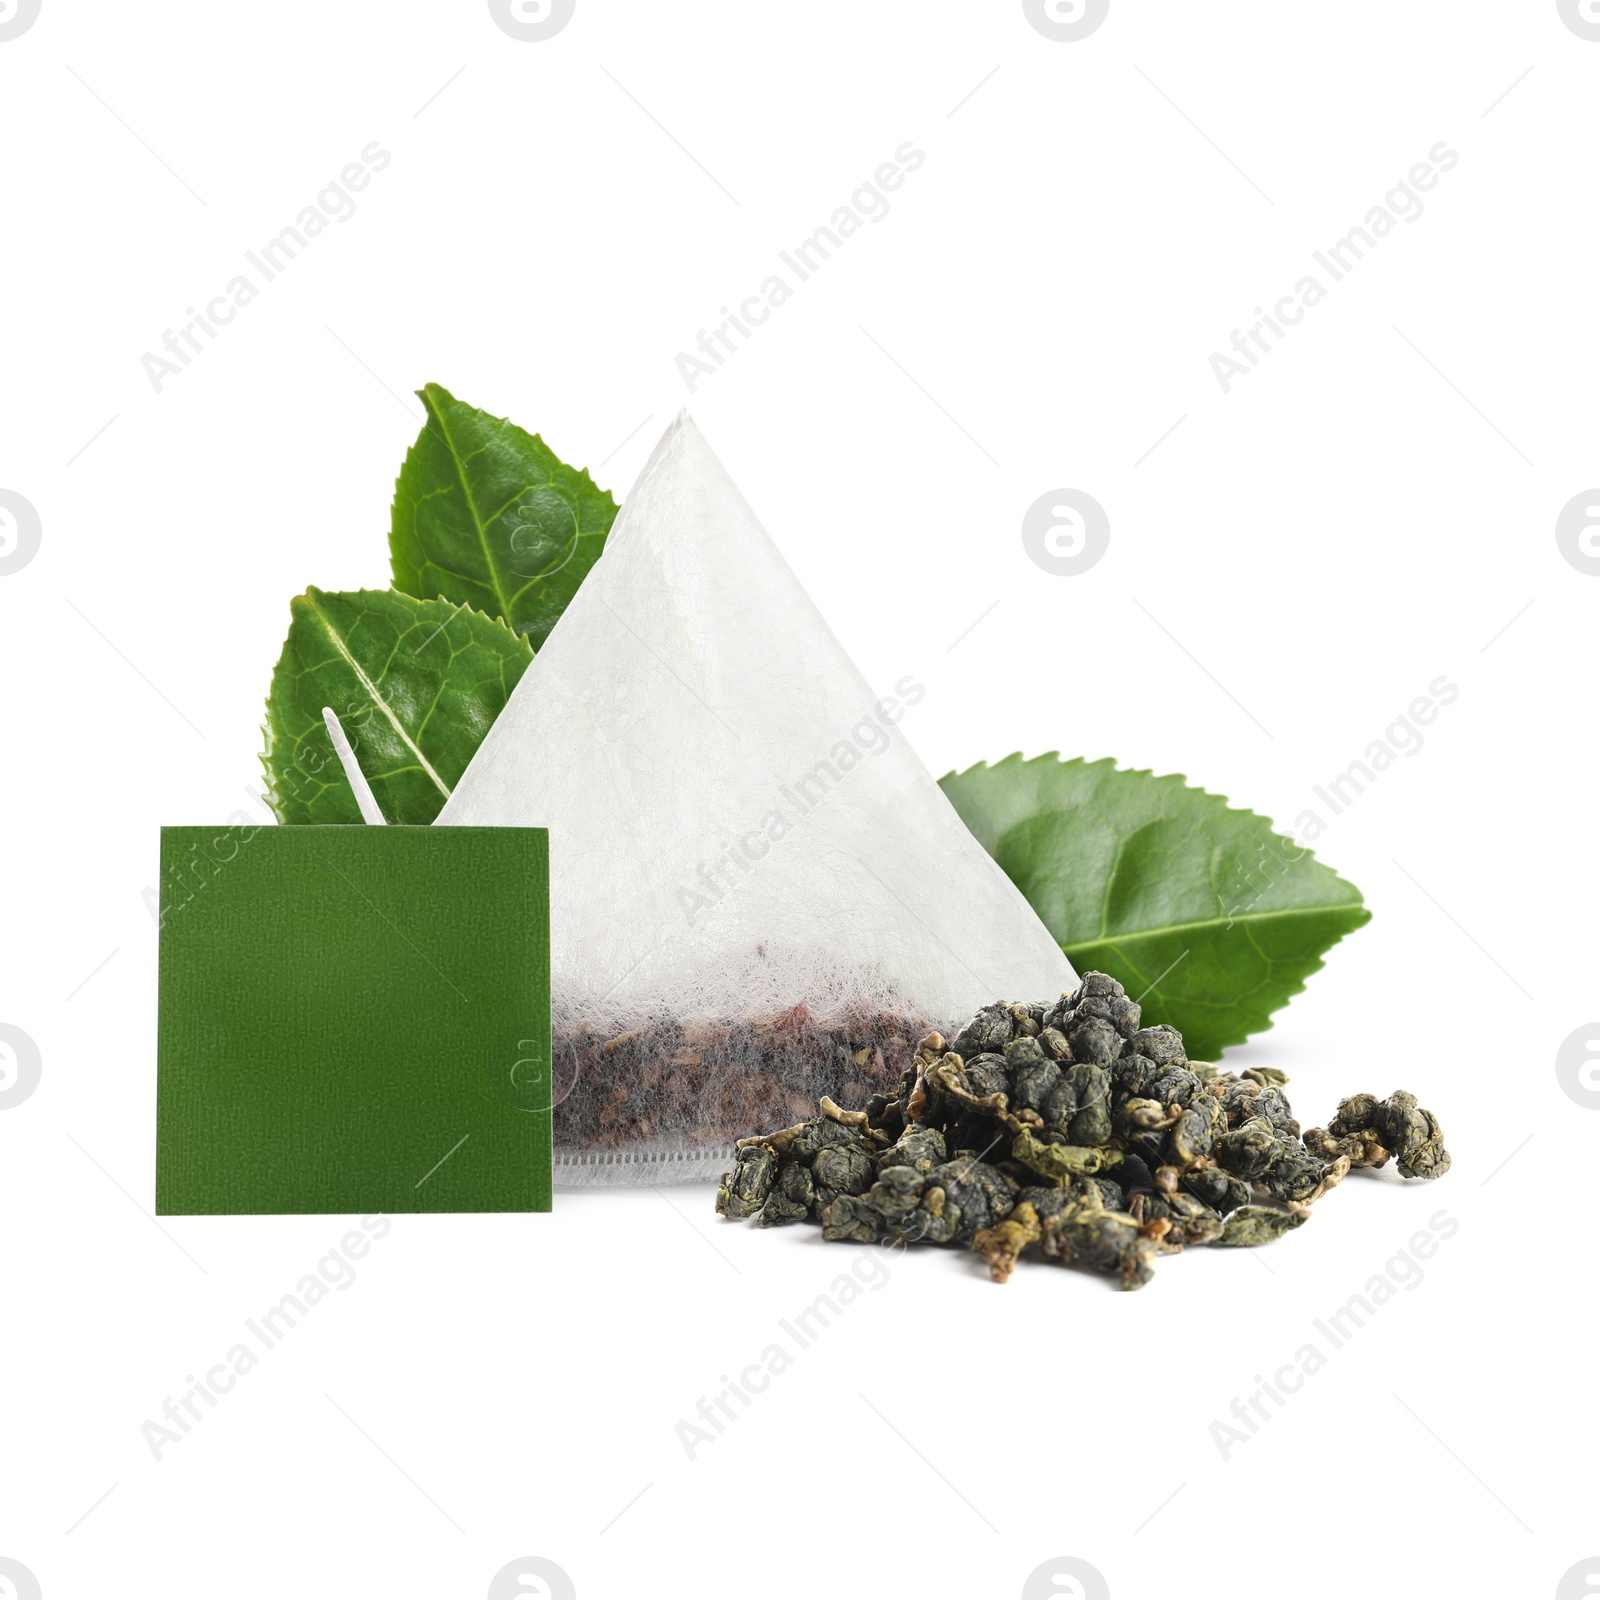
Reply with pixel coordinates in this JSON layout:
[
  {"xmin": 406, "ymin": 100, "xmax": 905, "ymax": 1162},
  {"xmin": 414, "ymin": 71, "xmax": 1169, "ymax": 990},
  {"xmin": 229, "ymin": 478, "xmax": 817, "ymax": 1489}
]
[{"xmin": 435, "ymin": 414, "xmax": 1075, "ymax": 1184}]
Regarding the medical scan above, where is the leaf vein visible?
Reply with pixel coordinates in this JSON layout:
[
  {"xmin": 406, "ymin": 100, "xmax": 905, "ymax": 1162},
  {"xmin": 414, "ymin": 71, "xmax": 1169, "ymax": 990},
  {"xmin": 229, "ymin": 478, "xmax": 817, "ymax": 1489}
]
[{"xmin": 304, "ymin": 593, "xmax": 452, "ymax": 802}]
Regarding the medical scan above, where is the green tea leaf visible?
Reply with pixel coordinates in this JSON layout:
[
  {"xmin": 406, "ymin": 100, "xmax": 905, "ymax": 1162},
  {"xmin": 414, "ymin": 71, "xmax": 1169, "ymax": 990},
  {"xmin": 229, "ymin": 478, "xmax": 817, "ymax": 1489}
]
[
  {"xmin": 389, "ymin": 382, "xmax": 618, "ymax": 649},
  {"xmin": 937, "ymin": 754, "xmax": 1370, "ymax": 1058},
  {"xmin": 262, "ymin": 587, "xmax": 532, "ymax": 825}
]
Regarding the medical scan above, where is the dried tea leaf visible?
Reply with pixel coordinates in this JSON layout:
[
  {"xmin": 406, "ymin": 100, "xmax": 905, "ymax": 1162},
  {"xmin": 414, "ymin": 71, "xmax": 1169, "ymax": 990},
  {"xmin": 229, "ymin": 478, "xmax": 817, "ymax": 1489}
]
[
  {"xmin": 1214, "ymin": 1205, "xmax": 1304, "ymax": 1247},
  {"xmin": 1010, "ymin": 1128, "xmax": 1123, "ymax": 1183}
]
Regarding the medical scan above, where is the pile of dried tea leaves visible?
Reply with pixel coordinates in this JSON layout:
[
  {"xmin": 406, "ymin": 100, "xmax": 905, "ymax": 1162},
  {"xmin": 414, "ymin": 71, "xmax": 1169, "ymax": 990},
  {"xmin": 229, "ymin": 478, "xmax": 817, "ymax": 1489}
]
[{"xmin": 715, "ymin": 972, "xmax": 1449, "ymax": 1289}]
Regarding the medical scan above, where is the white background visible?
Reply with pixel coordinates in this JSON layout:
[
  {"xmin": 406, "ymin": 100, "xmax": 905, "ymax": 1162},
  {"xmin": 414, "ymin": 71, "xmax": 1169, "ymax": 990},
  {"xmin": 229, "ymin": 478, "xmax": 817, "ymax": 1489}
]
[{"xmin": 2, "ymin": 2, "xmax": 1596, "ymax": 1597}]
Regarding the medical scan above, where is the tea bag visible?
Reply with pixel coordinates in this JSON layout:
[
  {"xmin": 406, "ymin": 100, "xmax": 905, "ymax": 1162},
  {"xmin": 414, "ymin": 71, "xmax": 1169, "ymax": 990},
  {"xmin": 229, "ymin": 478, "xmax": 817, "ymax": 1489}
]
[{"xmin": 435, "ymin": 414, "xmax": 1075, "ymax": 1184}]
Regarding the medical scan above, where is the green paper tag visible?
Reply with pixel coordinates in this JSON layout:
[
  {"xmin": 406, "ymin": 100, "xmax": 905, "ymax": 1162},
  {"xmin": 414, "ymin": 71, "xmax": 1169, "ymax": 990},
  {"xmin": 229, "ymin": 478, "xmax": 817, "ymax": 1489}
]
[{"xmin": 156, "ymin": 825, "xmax": 551, "ymax": 1215}]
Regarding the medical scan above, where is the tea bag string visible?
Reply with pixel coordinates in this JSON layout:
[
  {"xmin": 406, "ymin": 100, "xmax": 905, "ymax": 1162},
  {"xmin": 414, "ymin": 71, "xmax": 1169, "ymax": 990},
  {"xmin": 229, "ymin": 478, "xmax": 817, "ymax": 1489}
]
[{"xmin": 322, "ymin": 707, "xmax": 387, "ymax": 825}]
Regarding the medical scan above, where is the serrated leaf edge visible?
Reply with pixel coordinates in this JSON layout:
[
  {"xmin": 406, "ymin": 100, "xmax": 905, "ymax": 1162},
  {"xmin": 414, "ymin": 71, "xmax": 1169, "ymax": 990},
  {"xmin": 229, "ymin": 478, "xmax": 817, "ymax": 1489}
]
[
  {"xmin": 939, "ymin": 751, "xmax": 1372, "ymax": 1054},
  {"xmin": 389, "ymin": 382, "xmax": 619, "ymax": 632},
  {"xmin": 942, "ymin": 751, "xmax": 1365, "ymax": 895},
  {"xmin": 258, "ymin": 585, "xmax": 532, "ymax": 824}
]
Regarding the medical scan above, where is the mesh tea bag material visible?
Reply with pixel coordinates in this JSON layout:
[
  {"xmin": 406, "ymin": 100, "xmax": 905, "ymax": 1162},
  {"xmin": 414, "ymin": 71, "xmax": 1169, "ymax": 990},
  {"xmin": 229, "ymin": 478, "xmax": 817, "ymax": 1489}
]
[{"xmin": 435, "ymin": 413, "xmax": 1076, "ymax": 1185}]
